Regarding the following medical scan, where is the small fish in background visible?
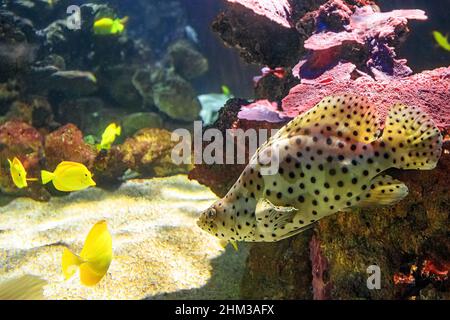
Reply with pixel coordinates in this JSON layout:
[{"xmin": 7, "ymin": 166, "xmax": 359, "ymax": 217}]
[
  {"xmin": 198, "ymin": 95, "xmax": 443, "ymax": 244},
  {"xmin": 97, "ymin": 123, "xmax": 121, "ymax": 151},
  {"xmin": 93, "ymin": 17, "xmax": 129, "ymax": 35},
  {"xmin": 8, "ymin": 157, "xmax": 38, "ymax": 189},
  {"xmin": 221, "ymin": 85, "xmax": 232, "ymax": 98},
  {"xmin": 0, "ymin": 275, "xmax": 47, "ymax": 300},
  {"xmin": 41, "ymin": 161, "xmax": 96, "ymax": 192},
  {"xmin": 253, "ymin": 67, "xmax": 287, "ymax": 85},
  {"xmin": 432, "ymin": 31, "xmax": 450, "ymax": 51},
  {"xmin": 62, "ymin": 220, "xmax": 113, "ymax": 286},
  {"xmin": 184, "ymin": 25, "xmax": 199, "ymax": 44},
  {"xmin": 198, "ymin": 85, "xmax": 234, "ymax": 125}
]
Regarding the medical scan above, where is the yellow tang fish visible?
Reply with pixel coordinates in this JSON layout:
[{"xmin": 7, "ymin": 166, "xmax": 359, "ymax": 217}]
[
  {"xmin": 432, "ymin": 31, "xmax": 450, "ymax": 51},
  {"xmin": 0, "ymin": 275, "xmax": 47, "ymax": 300},
  {"xmin": 97, "ymin": 123, "xmax": 121, "ymax": 151},
  {"xmin": 93, "ymin": 17, "xmax": 128, "ymax": 35},
  {"xmin": 41, "ymin": 161, "xmax": 96, "ymax": 192},
  {"xmin": 62, "ymin": 220, "xmax": 113, "ymax": 286},
  {"xmin": 8, "ymin": 157, "xmax": 38, "ymax": 189},
  {"xmin": 198, "ymin": 95, "xmax": 442, "ymax": 243}
]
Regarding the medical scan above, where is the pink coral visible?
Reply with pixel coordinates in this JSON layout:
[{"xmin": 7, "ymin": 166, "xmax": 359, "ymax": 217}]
[
  {"xmin": 226, "ymin": 0, "xmax": 292, "ymax": 28},
  {"xmin": 305, "ymin": 6, "xmax": 427, "ymax": 51},
  {"xmin": 299, "ymin": 3, "xmax": 427, "ymax": 80},
  {"xmin": 282, "ymin": 66, "xmax": 450, "ymax": 131},
  {"xmin": 238, "ymin": 99, "xmax": 289, "ymax": 123}
]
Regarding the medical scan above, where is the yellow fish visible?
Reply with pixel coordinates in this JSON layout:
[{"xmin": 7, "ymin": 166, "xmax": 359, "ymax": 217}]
[
  {"xmin": 432, "ymin": 31, "xmax": 450, "ymax": 51},
  {"xmin": 97, "ymin": 123, "xmax": 121, "ymax": 151},
  {"xmin": 8, "ymin": 157, "xmax": 38, "ymax": 189},
  {"xmin": 0, "ymin": 275, "xmax": 47, "ymax": 300},
  {"xmin": 41, "ymin": 161, "xmax": 96, "ymax": 192},
  {"xmin": 93, "ymin": 17, "xmax": 128, "ymax": 35},
  {"xmin": 62, "ymin": 220, "xmax": 113, "ymax": 286}
]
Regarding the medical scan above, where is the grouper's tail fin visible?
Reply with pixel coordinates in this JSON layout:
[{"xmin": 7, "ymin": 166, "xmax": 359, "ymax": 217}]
[{"xmin": 381, "ymin": 103, "xmax": 443, "ymax": 170}]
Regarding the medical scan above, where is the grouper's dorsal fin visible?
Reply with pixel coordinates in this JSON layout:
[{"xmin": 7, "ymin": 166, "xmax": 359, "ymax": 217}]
[
  {"xmin": 255, "ymin": 198, "xmax": 298, "ymax": 232},
  {"xmin": 274, "ymin": 95, "xmax": 381, "ymax": 143}
]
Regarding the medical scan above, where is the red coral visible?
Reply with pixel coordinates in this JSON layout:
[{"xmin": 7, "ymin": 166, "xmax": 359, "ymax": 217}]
[
  {"xmin": 0, "ymin": 121, "xmax": 48, "ymax": 198},
  {"xmin": 0, "ymin": 120, "xmax": 43, "ymax": 172},
  {"xmin": 282, "ymin": 66, "xmax": 450, "ymax": 131},
  {"xmin": 421, "ymin": 259, "xmax": 449, "ymax": 281},
  {"xmin": 44, "ymin": 123, "xmax": 96, "ymax": 170}
]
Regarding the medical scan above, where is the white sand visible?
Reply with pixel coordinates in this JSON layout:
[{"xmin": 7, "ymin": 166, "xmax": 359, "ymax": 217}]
[{"xmin": 0, "ymin": 175, "xmax": 248, "ymax": 300}]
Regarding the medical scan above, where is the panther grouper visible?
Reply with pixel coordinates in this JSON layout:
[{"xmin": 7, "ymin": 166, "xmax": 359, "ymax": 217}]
[{"xmin": 197, "ymin": 95, "xmax": 443, "ymax": 244}]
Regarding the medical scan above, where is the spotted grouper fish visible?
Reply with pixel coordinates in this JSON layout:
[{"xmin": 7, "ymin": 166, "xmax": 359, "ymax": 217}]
[{"xmin": 197, "ymin": 95, "xmax": 443, "ymax": 244}]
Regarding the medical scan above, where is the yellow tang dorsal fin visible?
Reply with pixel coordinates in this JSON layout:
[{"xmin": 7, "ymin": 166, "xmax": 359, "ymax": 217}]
[
  {"xmin": 274, "ymin": 95, "xmax": 381, "ymax": 143},
  {"xmin": 55, "ymin": 161, "xmax": 88, "ymax": 173}
]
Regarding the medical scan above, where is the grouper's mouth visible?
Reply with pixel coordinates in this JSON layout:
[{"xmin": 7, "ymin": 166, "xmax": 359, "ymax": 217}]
[{"xmin": 196, "ymin": 217, "xmax": 217, "ymax": 236}]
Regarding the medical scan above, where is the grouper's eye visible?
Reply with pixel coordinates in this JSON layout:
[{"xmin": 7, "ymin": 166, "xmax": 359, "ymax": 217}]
[{"xmin": 207, "ymin": 208, "xmax": 216, "ymax": 219}]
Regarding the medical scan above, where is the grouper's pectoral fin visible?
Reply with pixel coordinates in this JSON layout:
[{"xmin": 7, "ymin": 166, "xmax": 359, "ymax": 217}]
[
  {"xmin": 351, "ymin": 175, "xmax": 408, "ymax": 208},
  {"xmin": 255, "ymin": 198, "xmax": 299, "ymax": 234}
]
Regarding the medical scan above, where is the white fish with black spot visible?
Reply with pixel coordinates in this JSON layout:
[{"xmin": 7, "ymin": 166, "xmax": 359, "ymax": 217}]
[{"xmin": 197, "ymin": 95, "xmax": 443, "ymax": 246}]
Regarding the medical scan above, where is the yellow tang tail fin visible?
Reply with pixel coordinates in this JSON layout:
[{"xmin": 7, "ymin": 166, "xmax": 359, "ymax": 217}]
[
  {"xmin": 78, "ymin": 220, "xmax": 112, "ymax": 286},
  {"xmin": 62, "ymin": 248, "xmax": 83, "ymax": 280},
  {"xmin": 381, "ymin": 104, "xmax": 443, "ymax": 170},
  {"xmin": 41, "ymin": 170, "xmax": 55, "ymax": 184},
  {"xmin": 0, "ymin": 275, "xmax": 47, "ymax": 300},
  {"xmin": 120, "ymin": 16, "xmax": 129, "ymax": 25},
  {"xmin": 79, "ymin": 263, "xmax": 106, "ymax": 286},
  {"xmin": 116, "ymin": 125, "xmax": 122, "ymax": 136}
]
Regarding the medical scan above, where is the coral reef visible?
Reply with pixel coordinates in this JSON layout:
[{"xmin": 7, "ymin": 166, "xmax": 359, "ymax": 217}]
[
  {"xmin": 0, "ymin": 121, "xmax": 48, "ymax": 200},
  {"xmin": 0, "ymin": 0, "xmax": 209, "ymax": 198},
  {"xmin": 203, "ymin": 0, "xmax": 450, "ymax": 300},
  {"xmin": 282, "ymin": 66, "xmax": 450, "ymax": 131},
  {"xmin": 119, "ymin": 128, "xmax": 192, "ymax": 177},
  {"xmin": 197, "ymin": 0, "xmax": 449, "ymax": 195},
  {"xmin": 44, "ymin": 124, "xmax": 97, "ymax": 170}
]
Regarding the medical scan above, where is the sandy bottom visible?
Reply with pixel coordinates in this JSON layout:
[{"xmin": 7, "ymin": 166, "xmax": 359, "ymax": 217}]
[{"xmin": 0, "ymin": 175, "xmax": 249, "ymax": 300}]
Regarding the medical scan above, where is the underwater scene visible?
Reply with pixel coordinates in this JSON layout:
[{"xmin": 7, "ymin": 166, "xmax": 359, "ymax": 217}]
[{"xmin": 0, "ymin": 0, "xmax": 449, "ymax": 303}]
